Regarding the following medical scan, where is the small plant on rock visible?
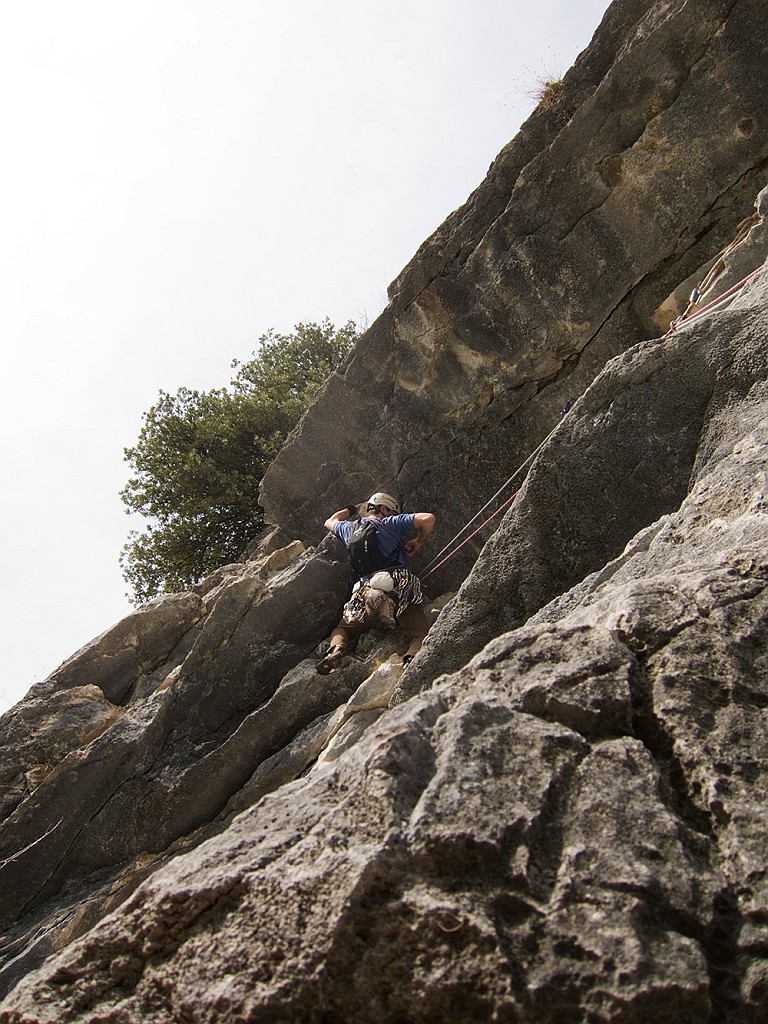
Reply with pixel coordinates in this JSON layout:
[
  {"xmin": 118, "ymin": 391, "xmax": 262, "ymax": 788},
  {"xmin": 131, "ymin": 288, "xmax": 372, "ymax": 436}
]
[
  {"xmin": 533, "ymin": 74, "xmax": 563, "ymax": 109},
  {"xmin": 523, "ymin": 57, "xmax": 564, "ymax": 111}
]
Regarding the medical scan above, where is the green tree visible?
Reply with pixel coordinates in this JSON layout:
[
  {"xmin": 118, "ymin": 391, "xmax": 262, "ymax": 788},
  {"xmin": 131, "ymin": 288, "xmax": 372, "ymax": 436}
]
[{"xmin": 120, "ymin": 319, "xmax": 357, "ymax": 603}]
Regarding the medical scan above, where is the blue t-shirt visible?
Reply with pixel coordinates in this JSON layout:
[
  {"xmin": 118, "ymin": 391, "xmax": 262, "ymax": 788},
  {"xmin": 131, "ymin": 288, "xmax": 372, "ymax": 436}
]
[{"xmin": 332, "ymin": 514, "xmax": 416, "ymax": 577}]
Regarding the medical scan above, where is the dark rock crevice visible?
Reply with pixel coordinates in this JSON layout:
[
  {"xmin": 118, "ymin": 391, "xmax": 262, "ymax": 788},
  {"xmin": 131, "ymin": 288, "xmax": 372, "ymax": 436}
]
[{"xmin": 625, "ymin": 653, "xmax": 716, "ymax": 843}]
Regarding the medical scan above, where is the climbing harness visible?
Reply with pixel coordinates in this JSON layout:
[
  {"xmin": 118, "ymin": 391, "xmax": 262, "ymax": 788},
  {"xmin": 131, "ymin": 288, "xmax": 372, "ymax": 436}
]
[
  {"xmin": 420, "ymin": 411, "xmax": 571, "ymax": 581},
  {"xmin": 342, "ymin": 567, "xmax": 422, "ymax": 624}
]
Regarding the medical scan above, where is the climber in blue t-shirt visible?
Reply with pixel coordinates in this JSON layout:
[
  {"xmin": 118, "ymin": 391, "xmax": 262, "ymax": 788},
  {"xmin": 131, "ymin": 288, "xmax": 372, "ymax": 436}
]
[{"xmin": 318, "ymin": 490, "xmax": 435, "ymax": 674}]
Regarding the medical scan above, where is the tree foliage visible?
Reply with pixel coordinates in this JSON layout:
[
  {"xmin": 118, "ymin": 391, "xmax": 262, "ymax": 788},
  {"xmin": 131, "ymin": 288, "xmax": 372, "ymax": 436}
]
[{"xmin": 120, "ymin": 319, "xmax": 357, "ymax": 603}]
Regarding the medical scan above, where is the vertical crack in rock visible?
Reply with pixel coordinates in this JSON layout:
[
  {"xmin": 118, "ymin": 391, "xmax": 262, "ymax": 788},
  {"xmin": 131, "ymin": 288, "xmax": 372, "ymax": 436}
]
[{"xmin": 625, "ymin": 652, "xmax": 715, "ymax": 841}]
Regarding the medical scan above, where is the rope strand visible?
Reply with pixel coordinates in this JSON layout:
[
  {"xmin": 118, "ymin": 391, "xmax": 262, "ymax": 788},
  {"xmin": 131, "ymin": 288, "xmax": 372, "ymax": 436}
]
[
  {"xmin": 675, "ymin": 214, "xmax": 760, "ymax": 323},
  {"xmin": 419, "ymin": 413, "xmax": 567, "ymax": 578},
  {"xmin": 666, "ymin": 264, "xmax": 764, "ymax": 337},
  {"xmin": 419, "ymin": 259, "xmax": 766, "ymax": 584},
  {"xmin": 422, "ymin": 490, "xmax": 519, "ymax": 580}
]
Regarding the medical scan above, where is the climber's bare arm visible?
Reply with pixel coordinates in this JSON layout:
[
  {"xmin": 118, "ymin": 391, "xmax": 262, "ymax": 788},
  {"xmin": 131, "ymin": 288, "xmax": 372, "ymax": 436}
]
[
  {"xmin": 404, "ymin": 512, "xmax": 435, "ymax": 556},
  {"xmin": 324, "ymin": 506, "xmax": 358, "ymax": 532}
]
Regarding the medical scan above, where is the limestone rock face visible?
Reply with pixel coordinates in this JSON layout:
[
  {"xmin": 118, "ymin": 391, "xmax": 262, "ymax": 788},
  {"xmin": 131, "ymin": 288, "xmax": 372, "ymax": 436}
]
[
  {"xmin": 0, "ymin": 685, "xmax": 123, "ymax": 823},
  {"xmin": 259, "ymin": 0, "xmax": 768, "ymax": 599},
  {"xmin": 1, "ymin": 1, "xmax": 768, "ymax": 1021},
  {"xmin": 0, "ymin": 538, "xmax": 354, "ymax": 996},
  {"xmin": 398, "ymin": 209, "xmax": 768, "ymax": 699},
  {"xmin": 2, "ymin": 284, "xmax": 767, "ymax": 1017}
]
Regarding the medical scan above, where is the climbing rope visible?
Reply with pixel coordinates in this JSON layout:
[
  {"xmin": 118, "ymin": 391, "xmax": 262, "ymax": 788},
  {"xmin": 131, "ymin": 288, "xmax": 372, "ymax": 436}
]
[
  {"xmin": 420, "ymin": 409, "xmax": 571, "ymax": 580},
  {"xmin": 419, "ymin": 220, "xmax": 767, "ymax": 582},
  {"xmin": 665, "ymin": 212, "xmax": 763, "ymax": 335},
  {"xmin": 421, "ymin": 489, "xmax": 519, "ymax": 580},
  {"xmin": 665, "ymin": 264, "xmax": 764, "ymax": 337}
]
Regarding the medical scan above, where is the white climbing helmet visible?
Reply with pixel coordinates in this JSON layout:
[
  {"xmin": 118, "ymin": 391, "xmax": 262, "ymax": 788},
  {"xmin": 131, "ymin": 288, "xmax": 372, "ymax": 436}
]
[{"xmin": 368, "ymin": 491, "xmax": 400, "ymax": 513}]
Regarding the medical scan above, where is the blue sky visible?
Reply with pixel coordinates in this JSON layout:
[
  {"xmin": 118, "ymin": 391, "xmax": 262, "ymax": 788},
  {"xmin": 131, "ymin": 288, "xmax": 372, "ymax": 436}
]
[{"xmin": 0, "ymin": 0, "xmax": 610, "ymax": 710}]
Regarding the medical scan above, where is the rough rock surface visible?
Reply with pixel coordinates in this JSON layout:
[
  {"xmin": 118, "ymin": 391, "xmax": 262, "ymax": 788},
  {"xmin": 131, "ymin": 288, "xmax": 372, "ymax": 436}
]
[
  {"xmin": 259, "ymin": 0, "xmax": 768, "ymax": 598},
  {"xmin": 0, "ymin": 1, "xmax": 767, "ymax": 1021},
  {"xmin": 398, "ymin": 199, "xmax": 768, "ymax": 701},
  {"xmin": 2, "ymin": 278, "xmax": 767, "ymax": 1017}
]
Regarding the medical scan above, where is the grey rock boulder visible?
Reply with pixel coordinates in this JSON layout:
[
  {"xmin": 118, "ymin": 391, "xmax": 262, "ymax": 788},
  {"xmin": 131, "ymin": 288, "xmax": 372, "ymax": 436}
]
[{"xmin": 1, "ymin": 3, "xmax": 768, "ymax": 1019}]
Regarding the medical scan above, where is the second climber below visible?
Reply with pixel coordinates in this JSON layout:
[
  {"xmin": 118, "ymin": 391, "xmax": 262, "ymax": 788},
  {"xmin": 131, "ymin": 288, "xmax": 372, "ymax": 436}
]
[{"xmin": 317, "ymin": 491, "xmax": 435, "ymax": 674}]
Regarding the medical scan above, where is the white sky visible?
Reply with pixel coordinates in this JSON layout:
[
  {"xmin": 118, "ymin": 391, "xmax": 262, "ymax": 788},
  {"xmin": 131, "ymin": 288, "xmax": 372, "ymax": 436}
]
[{"xmin": 0, "ymin": 0, "xmax": 610, "ymax": 711}]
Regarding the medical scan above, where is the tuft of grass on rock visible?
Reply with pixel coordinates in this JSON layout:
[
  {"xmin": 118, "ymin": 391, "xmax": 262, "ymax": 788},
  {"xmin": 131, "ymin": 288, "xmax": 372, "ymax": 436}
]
[
  {"xmin": 522, "ymin": 58, "xmax": 564, "ymax": 111},
  {"xmin": 533, "ymin": 75, "xmax": 563, "ymax": 109}
]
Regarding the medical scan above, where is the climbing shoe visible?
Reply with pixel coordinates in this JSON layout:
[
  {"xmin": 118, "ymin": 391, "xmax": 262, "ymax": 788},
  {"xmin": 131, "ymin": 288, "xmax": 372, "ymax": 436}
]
[{"xmin": 317, "ymin": 646, "xmax": 346, "ymax": 675}]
